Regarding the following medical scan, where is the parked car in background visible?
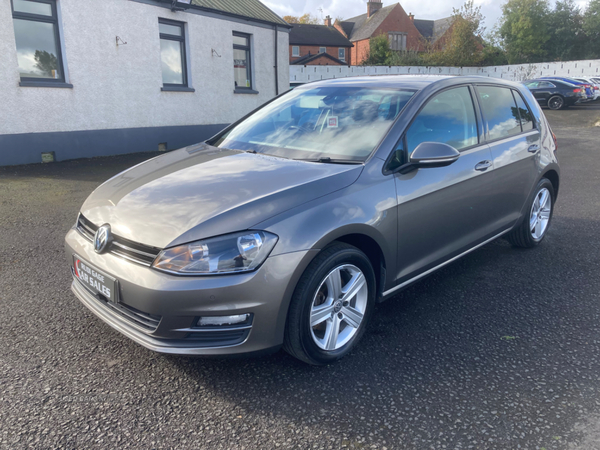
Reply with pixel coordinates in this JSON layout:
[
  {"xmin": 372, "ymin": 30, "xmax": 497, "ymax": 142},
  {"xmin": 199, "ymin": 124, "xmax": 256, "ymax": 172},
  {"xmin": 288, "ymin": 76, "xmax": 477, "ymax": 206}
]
[
  {"xmin": 572, "ymin": 77, "xmax": 600, "ymax": 100},
  {"xmin": 65, "ymin": 76, "xmax": 559, "ymax": 365},
  {"xmin": 524, "ymin": 79, "xmax": 586, "ymax": 110},
  {"xmin": 539, "ymin": 77, "xmax": 594, "ymax": 102}
]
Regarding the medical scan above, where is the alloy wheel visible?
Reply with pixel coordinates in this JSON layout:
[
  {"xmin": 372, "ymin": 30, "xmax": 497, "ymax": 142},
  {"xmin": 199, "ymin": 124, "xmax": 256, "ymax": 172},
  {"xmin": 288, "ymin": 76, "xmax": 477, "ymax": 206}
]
[
  {"xmin": 530, "ymin": 187, "xmax": 552, "ymax": 240},
  {"xmin": 309, "ymin": 264, "xmax": 368, "ymax": 351}
]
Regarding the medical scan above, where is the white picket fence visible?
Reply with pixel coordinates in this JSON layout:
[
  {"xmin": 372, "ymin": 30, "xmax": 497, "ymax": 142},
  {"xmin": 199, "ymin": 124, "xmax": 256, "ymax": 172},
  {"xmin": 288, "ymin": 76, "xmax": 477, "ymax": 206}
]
[{"xmin": 290, "ymin": 59, "xmax": 600, "ymax": 84}]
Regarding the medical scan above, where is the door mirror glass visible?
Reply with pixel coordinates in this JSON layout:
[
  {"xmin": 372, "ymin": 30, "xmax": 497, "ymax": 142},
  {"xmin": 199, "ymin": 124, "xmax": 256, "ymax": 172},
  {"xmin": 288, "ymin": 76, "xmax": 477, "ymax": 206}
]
[{"xmin": 410, "ymin": 142, "xmax": 460, "ymax": 167}]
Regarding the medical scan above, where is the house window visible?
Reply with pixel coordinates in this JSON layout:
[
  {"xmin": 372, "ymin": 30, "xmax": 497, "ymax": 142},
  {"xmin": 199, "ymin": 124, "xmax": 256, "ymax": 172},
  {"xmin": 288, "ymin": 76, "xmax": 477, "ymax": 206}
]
[
  {"xmin": 233, "ymin": 32, "xmax": 252, "ymax": 90},
  {"xmin": 319, "ymin": 47, "xmax": 326, "ymax": 53},
  {"xmin": 159, "ymin": 19, "xmax": 188, "ymax": 87},
  {"xmin": 388, "ymin": 32, "xmax": 407, "ymax": 51},
  {"xmin": 292, "ymin": 46, "xmax": 300, "ymax": 57},
  {"xmin": 11, "ymin": 0, "xmax": 66, "ymax": 83},
  {"xmin": 339, "ymin": 48, "xmax": 346, "ymax": 61}
]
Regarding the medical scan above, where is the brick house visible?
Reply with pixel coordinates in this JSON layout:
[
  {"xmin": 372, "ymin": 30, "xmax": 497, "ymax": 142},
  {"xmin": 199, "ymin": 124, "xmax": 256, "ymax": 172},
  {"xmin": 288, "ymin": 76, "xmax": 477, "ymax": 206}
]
[{"xmin": 289, "ymin": 19, "xmax": 353, "ymax": 66}]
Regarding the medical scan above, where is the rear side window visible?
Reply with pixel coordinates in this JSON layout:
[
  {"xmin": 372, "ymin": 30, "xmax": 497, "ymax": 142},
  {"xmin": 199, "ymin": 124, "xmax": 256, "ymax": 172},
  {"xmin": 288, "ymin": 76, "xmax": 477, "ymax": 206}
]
[
  {"xmin": 406, "ymin": 86, "xmax": 478, "ymax": 154},
  {"xmin": 477, "ymin": 86, "xmax": 521, "ymax": 141},
  {"xmin": 513, "ymin": 91, "xmax": 534, "ymax": 132}
]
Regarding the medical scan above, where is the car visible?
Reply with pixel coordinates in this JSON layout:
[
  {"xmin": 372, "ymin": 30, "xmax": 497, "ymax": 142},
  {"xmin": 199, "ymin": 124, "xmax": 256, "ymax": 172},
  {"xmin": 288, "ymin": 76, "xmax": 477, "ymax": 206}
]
[
  {"xmin": 65, "ymin": 75, "xmax": 560, "ymax": 365},
  {"xmin": 572, "ymin": 77, "xmax": 600, "ymax": 101},
  {"xmin": 539, "ymin": 77, "xmax": 595, "ymax": 102},
  {"xmin": 523, "ymin": 79, "xmax": 587, "ymax": 109}
]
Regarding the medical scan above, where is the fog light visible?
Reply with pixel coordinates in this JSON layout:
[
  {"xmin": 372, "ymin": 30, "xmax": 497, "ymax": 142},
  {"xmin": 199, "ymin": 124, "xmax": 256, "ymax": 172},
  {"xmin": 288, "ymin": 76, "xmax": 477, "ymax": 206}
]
[{"xmin": 198, "ymin": 314, "xmax": 249, "ymax": 327}]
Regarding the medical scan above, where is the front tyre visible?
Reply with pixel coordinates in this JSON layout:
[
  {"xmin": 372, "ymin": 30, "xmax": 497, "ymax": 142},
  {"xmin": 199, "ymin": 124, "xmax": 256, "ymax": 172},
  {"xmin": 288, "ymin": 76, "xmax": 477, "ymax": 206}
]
[
  {"xmin": 284, "ymin": 243, "xmax": 376, "ymax": 365},
  {"xmin": 506, "ymin": 178, "xmax": 555, "ymax": 248}
]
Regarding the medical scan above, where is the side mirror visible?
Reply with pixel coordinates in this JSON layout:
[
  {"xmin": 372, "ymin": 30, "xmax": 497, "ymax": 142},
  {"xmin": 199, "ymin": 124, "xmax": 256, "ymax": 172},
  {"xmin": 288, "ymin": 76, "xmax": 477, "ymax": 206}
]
[{"xmin": 410, "ymin": 142, "xmax": 460, "ymax": 168}]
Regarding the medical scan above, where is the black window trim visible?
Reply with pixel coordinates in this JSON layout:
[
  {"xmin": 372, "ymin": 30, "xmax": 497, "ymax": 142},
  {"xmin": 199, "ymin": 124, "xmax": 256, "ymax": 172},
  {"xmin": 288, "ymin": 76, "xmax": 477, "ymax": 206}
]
[
  {"xmin": 233, "ymin": 31, "xmax": 253, "ymax": 92},
  {"xmin": 11, "ymin": 0, "xmax": 67, "ymax": 84},
  {"xmin": 473, "ymin": 83, "xmax": 539, "ymax": 146},
  {"xmin": 159, "ymin": 18, "xmax": 189, "ymax": 89}
]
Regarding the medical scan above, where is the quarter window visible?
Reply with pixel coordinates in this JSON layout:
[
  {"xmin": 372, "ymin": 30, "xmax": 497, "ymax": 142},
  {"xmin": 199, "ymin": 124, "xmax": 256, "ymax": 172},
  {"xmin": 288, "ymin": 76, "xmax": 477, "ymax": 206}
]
[
  {"xmin": 477, "ymin": 86, "xmax": 521, "ymax": 141},
  {"xmin": 406, "ymin": 86, "xmax": 479, "ymax": 154},
  {"xmin": 159, "ymin": 19, "xmax": 188, "ymax": 87},
  {"xmin": 338, "ymin": 48, "xmax": 346, "ymax": 61},
  {"xmin": 233, "ymin": 33, "xmax": 252, "ymax": 90},
  {"xmin": 292, "ymin": 46, "xmax": 300, "ymax": 57},
  {"xmin": 513, "ymin": 91, "xmax": 534, "ymax": 132},
  {"xmin": 11, "ymin": 0, "xmax": 66, "ymax": 82}
]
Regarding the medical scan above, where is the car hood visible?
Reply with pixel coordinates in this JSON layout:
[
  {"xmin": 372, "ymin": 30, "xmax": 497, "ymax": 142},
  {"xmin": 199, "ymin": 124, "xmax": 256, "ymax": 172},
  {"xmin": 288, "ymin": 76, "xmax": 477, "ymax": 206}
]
[{"xmin": 81, "ymin": 144, "xmax": 363, "ymax": 249}]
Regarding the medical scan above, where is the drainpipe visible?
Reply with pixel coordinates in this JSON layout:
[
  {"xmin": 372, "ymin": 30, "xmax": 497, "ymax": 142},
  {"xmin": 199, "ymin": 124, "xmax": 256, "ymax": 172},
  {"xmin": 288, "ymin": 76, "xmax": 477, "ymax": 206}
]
[{"xmin": 274, "ymin": 25, "xmax": 279, "ymax": 95}]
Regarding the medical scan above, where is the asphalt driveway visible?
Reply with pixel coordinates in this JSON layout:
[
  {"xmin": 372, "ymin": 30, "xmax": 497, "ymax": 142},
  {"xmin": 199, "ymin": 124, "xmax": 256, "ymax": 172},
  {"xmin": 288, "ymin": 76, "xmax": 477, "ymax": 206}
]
[{"xmin": 1, "ymin": 103, "xmax": 599, "ymax": 450}]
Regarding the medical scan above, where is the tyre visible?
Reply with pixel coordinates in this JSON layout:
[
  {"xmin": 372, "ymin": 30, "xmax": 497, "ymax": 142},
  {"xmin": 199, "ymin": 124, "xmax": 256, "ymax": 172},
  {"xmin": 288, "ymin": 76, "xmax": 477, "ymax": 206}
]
[
  {"xmin": 547, "ymin": 95, "xmax": 565, "ymax": 110},
  {"xmin": 283, "ymin": 242, "xmax": 376, "ymax": 365},
  {"xmin": 506, "ymin": 178, "xmax": 555, "ymax": 248}
]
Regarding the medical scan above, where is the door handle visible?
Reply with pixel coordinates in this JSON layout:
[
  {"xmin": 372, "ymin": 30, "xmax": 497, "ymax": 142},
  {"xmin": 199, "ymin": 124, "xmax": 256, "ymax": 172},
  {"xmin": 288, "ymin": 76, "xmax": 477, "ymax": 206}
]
[
  {"xmin": 528, "ymin": 144, "xmax": 540, "ymax": 153},
  {"xmin": 475, "ymin": 160, "xmax": 492, "ymax": 171}
]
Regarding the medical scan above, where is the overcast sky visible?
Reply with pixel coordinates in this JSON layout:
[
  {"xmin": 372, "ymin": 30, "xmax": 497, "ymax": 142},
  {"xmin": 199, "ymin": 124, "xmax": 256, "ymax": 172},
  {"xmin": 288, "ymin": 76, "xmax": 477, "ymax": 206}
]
[{"xmin": 264, "ymin": 0, "xmax": 591, "ymax": 35}]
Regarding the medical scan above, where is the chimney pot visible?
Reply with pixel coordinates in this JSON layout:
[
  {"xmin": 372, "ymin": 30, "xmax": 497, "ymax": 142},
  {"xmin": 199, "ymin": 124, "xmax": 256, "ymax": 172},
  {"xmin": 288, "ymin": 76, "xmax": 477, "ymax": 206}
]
[{"xmin": 367, "ymin": 0, "xmax": 383, "ymax": 18}]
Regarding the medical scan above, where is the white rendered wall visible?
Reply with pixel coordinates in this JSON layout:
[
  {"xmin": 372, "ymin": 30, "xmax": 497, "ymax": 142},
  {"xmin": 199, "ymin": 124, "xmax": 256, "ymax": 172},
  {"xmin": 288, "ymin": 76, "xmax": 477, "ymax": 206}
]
[
  {"xmin": 0, "ymin": 0, "xmax": 289, "ymax": 136},
  {"xmin": 290, "ymin": 60, "xmax": 600, "ymax": 84}
]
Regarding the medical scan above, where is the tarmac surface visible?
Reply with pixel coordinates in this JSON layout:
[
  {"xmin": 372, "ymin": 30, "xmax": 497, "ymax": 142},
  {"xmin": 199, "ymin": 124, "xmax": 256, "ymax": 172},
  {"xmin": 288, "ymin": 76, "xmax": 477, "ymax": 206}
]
[{"xmin": 1, "ymin": 103, "xmax": 599, "ymax": 449}]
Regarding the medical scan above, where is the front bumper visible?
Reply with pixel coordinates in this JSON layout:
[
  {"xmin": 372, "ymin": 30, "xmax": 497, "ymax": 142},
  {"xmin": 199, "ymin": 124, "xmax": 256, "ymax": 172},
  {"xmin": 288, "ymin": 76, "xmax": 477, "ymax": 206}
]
[{"xmin": 65, "ymin": 228, "xmax": 313, "ymax": 356}]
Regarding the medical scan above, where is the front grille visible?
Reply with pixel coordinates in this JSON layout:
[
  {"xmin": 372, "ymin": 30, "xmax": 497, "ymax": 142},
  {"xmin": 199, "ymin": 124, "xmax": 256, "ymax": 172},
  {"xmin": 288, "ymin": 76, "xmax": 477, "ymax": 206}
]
[{"xmin": 76, "ymin": 214, "xmax": 162, "ymax": 267}]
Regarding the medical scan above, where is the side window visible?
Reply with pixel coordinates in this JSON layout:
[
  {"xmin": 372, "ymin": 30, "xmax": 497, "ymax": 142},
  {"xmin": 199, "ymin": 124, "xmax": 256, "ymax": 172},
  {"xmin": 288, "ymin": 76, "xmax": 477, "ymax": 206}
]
[
  {"xmin": 405, "ymin": 86, "xmax": 478, "ymax": 155},
  {"xmin": 477, "ymin": 86, "xmax": 521, "ymax": 141},
  {"xmin": 513, "ymin": 91, "xmax": 534, "ymax": 132}
]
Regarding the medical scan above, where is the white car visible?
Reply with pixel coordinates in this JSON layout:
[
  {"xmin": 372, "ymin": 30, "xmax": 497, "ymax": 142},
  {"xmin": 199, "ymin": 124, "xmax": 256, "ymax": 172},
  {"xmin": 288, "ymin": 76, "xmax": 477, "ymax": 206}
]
[{"xmin": 573, "ymin": 77, "xmax": 600, "ymax": 100}]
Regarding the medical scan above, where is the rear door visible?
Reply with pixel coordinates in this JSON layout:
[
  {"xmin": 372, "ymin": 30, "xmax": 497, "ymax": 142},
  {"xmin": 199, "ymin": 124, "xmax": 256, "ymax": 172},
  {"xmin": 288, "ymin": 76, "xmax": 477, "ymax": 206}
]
[
  {"xmin": 392, "ymin": 85, "xmax": 497, "ymax": 283},
  {"xmin": 475, "ymin": 85, "xmax": 540, "ymax": 233}
]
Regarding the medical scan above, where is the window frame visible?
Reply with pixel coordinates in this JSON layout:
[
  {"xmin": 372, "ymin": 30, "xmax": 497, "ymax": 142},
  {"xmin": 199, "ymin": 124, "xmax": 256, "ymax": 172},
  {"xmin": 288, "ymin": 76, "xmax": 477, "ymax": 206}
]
[
  {"xmin": 159, "ymin": 18, "xmax": 189, "ymax": 89},
  {"xmin": 233, "ymin": 31, "xmax": 253, "ymax": 91},
  {"xmin": 473, "ymin": 84, "xmax": 539, "ymax": 145},
  {"xmin": 338, "ymin": 47, "xmax": 346, "ymax": 61},
  {"xmin": 319, "ymin": 47, "xmax": 326, "ymax": 54},
  {"xmin": 11, "ymin": 0, "xmax": 66, "ymax": 84},
  {"xmin": 292, "ymin": 46, "xmax": 300, "ymax": 57}
]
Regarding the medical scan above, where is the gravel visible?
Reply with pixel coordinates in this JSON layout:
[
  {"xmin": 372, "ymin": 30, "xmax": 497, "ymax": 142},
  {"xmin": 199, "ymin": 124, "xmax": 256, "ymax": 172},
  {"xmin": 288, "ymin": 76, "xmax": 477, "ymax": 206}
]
[{"xmin": 1, "ymin": 104, "xmax": 600, "ymax": 450}]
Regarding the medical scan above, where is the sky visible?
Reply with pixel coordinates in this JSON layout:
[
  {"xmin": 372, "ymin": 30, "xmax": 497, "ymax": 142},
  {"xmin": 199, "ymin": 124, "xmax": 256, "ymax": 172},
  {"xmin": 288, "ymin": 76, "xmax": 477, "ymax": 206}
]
[{"xmin": 263, "ymin": 0, "xmax": 591, "ymax": 36}]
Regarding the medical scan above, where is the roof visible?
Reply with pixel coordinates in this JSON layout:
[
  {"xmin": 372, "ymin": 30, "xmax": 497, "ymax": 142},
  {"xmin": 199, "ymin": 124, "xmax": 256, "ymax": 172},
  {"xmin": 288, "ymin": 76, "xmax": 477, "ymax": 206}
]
[
  {"xmin": 190, "ymin": 0, "xmax": 289, "ymax": 27},
  {"xmin": 291, "ymin": 52, "xmax": 348, "ymax": 66},
  {"xmin": 289, "ymin": 24, "xmax": 353, "ymax": 47},
  {"xmin": 341, "ymin": 4, "xmax": 397, "ymax": 41},
  {"xmin": 413, "ymin": 17, "xmax": 454, "ymax": 42}
]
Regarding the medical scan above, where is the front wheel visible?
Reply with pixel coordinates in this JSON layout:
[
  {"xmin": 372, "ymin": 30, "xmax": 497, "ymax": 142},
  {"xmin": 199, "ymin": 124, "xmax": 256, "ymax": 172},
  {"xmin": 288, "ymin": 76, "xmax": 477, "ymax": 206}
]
[
  {"xmin": 506, "ymin": 178, "xmax": 555, "ymax": 248},
  {"xmin": 283, "ymin": 243, "xmax": 376, "ymax": 365},
  {"xmin": 548, "ymin": 95, "xmax": 565, "ymax": 110}
]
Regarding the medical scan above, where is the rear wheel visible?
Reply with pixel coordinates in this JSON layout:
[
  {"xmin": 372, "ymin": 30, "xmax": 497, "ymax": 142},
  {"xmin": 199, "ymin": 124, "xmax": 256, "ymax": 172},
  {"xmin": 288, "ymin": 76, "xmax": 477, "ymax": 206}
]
[
  {"xmin": 548, "ymin": 95, "xmax": 565, "ymax": 110},
  {"xmin": 283, "ymin": 243, "xmax": 376, "ymax": 365},
  {"xmin": 506, "ymin": 178, "xmax": 555, "ymax": 248}
]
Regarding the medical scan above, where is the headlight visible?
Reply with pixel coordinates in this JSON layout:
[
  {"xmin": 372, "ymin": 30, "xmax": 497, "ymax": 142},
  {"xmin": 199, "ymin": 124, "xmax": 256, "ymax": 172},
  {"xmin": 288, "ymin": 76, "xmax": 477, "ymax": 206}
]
[{"xmin": 152, "ymin": 231, "xmax": 278, "ymax": 275}]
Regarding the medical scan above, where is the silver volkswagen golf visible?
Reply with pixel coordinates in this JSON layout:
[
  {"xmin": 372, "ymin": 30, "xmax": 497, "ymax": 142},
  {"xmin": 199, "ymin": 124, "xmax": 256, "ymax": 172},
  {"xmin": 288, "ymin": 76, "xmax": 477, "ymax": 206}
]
[{"xmin": 65, "ymin": 76, "xmax": 559, "ymax": 364}]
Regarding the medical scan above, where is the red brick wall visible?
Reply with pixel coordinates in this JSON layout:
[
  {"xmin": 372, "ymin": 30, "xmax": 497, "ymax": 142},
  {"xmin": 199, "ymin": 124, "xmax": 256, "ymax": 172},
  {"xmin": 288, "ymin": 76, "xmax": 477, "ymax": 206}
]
[{"xmin": 289, "ymin": 45, "xmax": 351, "ymax": 65}]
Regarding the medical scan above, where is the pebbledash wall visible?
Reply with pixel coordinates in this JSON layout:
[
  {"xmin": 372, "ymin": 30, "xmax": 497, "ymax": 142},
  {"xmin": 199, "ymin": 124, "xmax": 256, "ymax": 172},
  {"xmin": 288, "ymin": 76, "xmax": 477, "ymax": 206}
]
[
  {"xmin": 290, "ymin": 59, "xmax": 600, "ymax": 85},
  {"xmin": 0, "ymin": 0, "xmax": 289, "ymax": 166}
]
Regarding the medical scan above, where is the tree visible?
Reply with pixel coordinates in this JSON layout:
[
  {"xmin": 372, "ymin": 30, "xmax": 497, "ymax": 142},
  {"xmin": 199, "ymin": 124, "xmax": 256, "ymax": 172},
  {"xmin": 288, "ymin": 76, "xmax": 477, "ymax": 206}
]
[
  {"xmin": 583, "ymin": 0, "xmax": 600, "ymax": 58},
  {"xmin": 499, "ymin": 0, "xmax": 550, "ymax": 64},
  {"xmin": 283, "ymin": 13, "xmax": 320, "ymax": 24},
  {"xmin": 34, "ymin": 50, "xmax": 58, "ymax": 77},
  {"xmin": 546, "ymin": 0, "xmax": 585, "ymax": 61}
]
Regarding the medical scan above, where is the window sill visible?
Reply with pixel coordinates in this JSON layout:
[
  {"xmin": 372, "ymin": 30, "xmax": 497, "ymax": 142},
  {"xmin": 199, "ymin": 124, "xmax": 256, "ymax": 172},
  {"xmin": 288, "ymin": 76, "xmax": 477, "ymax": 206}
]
[
  {"xmin": 234, "ymin": 88, "xmax": 259, "ymax": 95},
  {"xmin": 19, "ymin": 81, "xmax": 73, "ymax": 89},
  {"xmin": 161, "ymin": 86, "xmax": 195, "ymax": 92}
]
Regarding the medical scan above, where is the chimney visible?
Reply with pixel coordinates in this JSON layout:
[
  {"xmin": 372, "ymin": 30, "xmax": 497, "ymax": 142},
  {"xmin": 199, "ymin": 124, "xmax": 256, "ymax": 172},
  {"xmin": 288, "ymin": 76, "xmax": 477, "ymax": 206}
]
[
  {"xmin": 408, "ymin": 12, "xmax": 414, "ymax": 22},
  {"xmin": 324, "ymin": 15, "xmax": 332, "ymax": 27},
  {"xmin": 367, "ymin": 0, "xmax": 383, "ymax": 18}
]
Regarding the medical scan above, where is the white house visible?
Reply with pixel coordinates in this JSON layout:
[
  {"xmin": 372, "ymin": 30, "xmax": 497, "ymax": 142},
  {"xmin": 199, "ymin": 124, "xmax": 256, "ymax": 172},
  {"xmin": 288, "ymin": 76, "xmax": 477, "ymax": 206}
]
[{"xmin": 0, "ymin": 0, "xmax": 290, "ymax": 166}]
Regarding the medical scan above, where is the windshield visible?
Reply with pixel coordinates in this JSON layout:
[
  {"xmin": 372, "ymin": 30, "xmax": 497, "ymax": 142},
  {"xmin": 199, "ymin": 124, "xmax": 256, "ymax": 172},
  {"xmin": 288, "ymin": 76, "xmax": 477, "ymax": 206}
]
[{"xmin": 210, "ymin": 86, "xmax": 415, "ymax": 162}]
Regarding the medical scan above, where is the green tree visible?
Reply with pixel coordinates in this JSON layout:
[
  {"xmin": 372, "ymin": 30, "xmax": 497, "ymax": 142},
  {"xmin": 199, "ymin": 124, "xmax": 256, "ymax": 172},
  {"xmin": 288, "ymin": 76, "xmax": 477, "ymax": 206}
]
[
  {"xmin": 361, "ymin": 34, "xmax": 393, "ymax": 65},
  {"xmin": 499, "ymin": 0, "xmax": 550, "ymax": 64},
  {"xmin": 583, "ymin": 0, "xmax": 600, "ymax": 58},
  {"xmin": 546, "ymin": 0, "xmax": 585, "ymax": 61}
]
